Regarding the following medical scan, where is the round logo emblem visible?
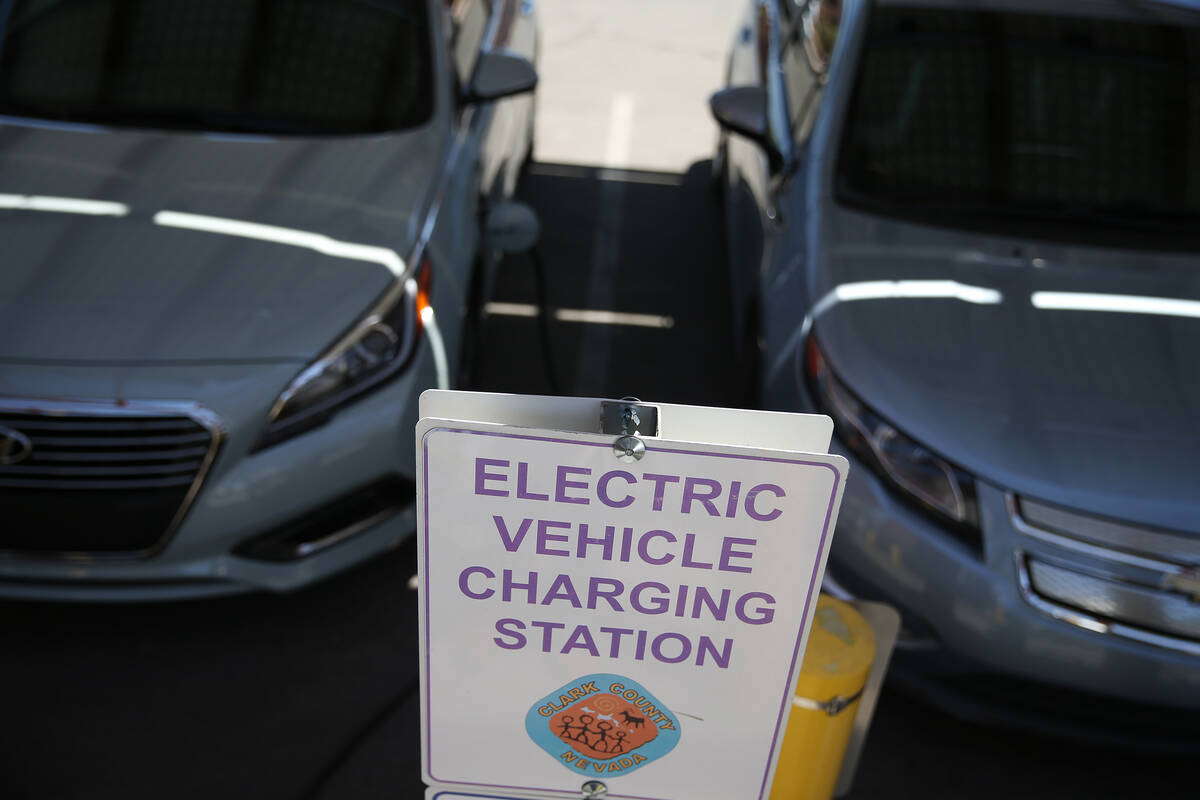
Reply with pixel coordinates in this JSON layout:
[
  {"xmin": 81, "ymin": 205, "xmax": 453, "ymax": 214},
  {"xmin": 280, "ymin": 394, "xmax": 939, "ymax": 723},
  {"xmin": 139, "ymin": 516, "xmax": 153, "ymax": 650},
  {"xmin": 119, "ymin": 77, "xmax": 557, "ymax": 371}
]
[
  {"xmin": 0, "ymin": 425, "xmax": 32, "ymax": 465},
  {"xmin": 526, "ymin": 673, "xmax": 681, "ymax": 778}
]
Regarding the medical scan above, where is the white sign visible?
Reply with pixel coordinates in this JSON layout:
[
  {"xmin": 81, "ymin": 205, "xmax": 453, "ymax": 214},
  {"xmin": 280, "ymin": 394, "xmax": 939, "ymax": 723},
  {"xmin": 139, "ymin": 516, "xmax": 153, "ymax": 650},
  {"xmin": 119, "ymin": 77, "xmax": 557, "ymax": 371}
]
[{"xmin": 417, "ymin": 391, "xmax": 847, "ymax": 800}]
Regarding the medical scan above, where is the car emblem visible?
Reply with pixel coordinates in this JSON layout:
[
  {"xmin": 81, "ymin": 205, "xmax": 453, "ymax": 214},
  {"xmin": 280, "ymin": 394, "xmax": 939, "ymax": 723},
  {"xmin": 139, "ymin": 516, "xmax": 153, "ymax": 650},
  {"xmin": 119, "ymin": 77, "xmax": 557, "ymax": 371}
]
[
  {"xmin": 525, "ymin": 673, "xmax": 681, "ymax": 778},
  {"xmin": 0, "ymin": 425, "xmax": 33, "ymax": 465}
]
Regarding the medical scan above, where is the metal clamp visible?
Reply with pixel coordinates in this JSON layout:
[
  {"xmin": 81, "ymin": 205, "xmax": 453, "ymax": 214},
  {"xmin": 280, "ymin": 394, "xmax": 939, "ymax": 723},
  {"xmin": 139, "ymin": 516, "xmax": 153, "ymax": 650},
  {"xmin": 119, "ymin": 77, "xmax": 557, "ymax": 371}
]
[
  {"xmin": 601, "ymin": 397, "xmax": 659, "ymax": 463},
  {"xmin": 792, "ymin": 689, "xmax": 865, "ymax": 717},
  {"xmin": 600, "ymin": 397, "xmax": 660, "ymax": 437}
]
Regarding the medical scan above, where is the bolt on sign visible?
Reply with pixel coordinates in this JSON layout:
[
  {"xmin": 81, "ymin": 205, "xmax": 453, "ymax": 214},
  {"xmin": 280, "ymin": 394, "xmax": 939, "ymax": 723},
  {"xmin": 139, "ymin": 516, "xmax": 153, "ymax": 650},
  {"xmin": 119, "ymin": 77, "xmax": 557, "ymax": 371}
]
[{"xmin": 417, "ymin": 391, "xmax": 848, "ymax": 800}]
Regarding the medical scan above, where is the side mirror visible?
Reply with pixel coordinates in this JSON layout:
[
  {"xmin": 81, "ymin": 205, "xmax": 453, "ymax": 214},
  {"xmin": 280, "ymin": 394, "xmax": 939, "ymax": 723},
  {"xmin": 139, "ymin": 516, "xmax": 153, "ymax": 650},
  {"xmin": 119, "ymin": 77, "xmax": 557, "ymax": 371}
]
[
  {"xmin": 484, "ymin": 200, "xmax": 540, "ymax": 255},
  {"xmin": 467, "ymin": 52, "xmax": 538, "ymax": 103},
  {"xmin": 709, "ymin": 86, "xmax": 784, "ymax": 171}
]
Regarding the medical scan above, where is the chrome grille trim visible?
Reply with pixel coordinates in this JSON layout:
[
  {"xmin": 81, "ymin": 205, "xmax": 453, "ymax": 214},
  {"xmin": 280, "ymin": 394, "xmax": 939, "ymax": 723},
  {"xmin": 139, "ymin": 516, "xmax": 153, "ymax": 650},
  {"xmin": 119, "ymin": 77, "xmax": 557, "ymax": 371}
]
[
  {"xmin": 5, "ymin": 463, "xmax": 200, "ymax": 477},
  {"xmin": 1010, "ymin": 496, "xmax": 1200, "ymax": 656},
  {"xmin": 0, "ymin": 397, "xmax": 226, "ymax": 560},
  {"xmin": 32, "ymin": 447, "xmax": 210, "ymax": 463},
  {"xmin": 0, "ymin": 402, "xmax": 217, "ymax": 490},
  {"xmin": 7, "ymin": 419, "xmax": 203, "ymax": 432},
  {"xmin": 1027, "ymin": 558, "xmax": 1200, "ymax": 641},
  {"xmin": 28, "ymin": 432, "xmax": 212, "ymax": 447},
  {"xmin": 1017, "ymin": 496, "xmax": 1200, "ymax": 566},
  {"xmin": 1015, "ymin": 552, "xmax": 1200, "ymax": 658},
  {"xmin": 1008, "ymin": 494, "xmax": 1194, "ymax": 578}
]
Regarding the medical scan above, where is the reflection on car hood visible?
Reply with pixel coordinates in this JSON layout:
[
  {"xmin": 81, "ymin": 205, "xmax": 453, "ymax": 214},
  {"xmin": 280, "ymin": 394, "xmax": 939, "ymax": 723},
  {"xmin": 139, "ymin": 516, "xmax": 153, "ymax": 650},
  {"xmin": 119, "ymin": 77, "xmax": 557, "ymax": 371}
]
[
  {"xmin": 0, "ymin": 120, "xmax": 443, "ymax": 362},
  {"xmin": 813, "ymin": 207, "xmax": 1200, "ymax": 534}
]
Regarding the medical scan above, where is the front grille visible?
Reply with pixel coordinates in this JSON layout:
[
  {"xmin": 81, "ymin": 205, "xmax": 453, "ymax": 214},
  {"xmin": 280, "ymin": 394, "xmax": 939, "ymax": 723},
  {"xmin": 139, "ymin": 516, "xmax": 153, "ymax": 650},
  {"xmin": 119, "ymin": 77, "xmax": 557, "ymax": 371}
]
[
  {"xmin": 1019, "ymin": 497, "xmax": 1200, "ymax": 566},
  {"xmin": 0, "ymin": 404, "xmax": 221, "ymax": 556},
  {"xmin": 234, "ymin": 477, "xmax": 413, "ymax": 562},
  {"xmin": 1027, "ymin": 558, "xmax": 1200, "ymax": 643},
  {"xmin": 1012, "ymin": 495, "xmax": 1200, "ymax": 655}
]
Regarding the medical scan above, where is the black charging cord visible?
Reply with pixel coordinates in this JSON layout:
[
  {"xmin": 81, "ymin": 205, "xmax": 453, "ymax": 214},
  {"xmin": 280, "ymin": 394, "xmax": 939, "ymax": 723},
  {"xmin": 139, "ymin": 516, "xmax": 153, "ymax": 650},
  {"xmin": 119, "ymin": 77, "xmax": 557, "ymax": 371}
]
[
  {"xmin": 527, "ymin": 245, "xmax": 562, "ymax": 395},
  {"xmin": 299, "ymin": 680, "xmax": 420, "ymax": 800}
]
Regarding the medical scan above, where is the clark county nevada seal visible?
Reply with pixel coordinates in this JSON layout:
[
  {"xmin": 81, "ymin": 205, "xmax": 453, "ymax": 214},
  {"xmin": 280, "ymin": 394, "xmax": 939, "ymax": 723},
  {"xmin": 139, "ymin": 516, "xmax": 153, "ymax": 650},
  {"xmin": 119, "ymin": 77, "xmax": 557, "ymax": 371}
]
[{"xmin": 525, "ymin": 673, "xmax": 681, "ymax": 777}]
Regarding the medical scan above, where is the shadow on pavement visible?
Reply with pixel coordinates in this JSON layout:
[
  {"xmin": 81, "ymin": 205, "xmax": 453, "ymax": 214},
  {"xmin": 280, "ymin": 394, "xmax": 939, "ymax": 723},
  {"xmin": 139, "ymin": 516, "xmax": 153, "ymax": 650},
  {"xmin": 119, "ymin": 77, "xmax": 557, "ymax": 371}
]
[
  {"xmin": 473, "ymin": 159, "xmax": 740, "ymax": 406},
  {"xmin": 0, "ymin": 541, "xmax": 424, "ymax": 800}
]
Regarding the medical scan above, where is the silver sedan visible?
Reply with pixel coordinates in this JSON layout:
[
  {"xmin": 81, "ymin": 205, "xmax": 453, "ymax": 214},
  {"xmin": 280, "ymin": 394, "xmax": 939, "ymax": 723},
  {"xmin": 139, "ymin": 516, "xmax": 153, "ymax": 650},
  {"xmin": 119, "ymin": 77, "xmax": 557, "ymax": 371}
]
[{"xmin": 0, "ymin": 0, "xmax": 538, "ymax": 599}]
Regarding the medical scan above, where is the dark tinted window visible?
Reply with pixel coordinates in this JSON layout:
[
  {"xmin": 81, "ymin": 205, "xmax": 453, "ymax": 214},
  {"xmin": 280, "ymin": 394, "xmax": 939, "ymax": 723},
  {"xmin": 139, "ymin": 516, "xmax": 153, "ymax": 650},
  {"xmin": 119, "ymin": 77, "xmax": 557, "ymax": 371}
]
[
  {"xmin": 0, "ymin": 0, "xmax": 433, "ymax": 134},
  {"xmin": 836, "ymin": 5, "xmax": 1200, "ymax": 244}
]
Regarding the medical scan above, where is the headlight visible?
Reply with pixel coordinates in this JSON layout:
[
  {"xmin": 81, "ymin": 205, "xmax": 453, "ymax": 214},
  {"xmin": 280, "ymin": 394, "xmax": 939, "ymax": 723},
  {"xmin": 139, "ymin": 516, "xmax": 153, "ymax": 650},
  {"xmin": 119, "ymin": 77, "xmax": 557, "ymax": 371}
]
[
  {"xmin": 253, "ymin": 256, "xmax": 432, "ymax": 450},
  {"xmin": 804, "ymin": 335, "xmax": 980, "ymax": 531}
]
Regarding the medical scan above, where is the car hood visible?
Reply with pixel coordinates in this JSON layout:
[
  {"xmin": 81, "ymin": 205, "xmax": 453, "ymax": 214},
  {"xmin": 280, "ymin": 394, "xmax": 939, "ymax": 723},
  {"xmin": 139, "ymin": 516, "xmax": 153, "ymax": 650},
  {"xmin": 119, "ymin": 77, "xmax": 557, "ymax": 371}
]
[
  {"xmin": 0, "ymin": 120, "xmax": 443, "ymax": 362},
  {"xmin": 812, "ymin": 207, "xmax": 1200, "ymax": 534}
]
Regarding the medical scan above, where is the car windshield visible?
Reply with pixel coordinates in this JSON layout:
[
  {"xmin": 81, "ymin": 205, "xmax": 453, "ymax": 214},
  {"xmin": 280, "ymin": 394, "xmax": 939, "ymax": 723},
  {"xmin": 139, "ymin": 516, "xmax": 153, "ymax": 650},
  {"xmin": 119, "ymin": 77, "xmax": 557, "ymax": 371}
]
[
  {"xmin": 0, "ymin": 0, "xmax": 433, "ymax": 135},
  {"xmin": 836, "ymin": 3, "xmax": 1200, "ymax": 247}
]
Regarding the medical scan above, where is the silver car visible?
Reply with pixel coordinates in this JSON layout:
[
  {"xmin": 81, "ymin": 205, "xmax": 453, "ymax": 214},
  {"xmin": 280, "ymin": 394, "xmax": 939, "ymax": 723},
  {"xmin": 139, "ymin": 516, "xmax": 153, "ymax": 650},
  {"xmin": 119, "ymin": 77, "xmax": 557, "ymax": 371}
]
[
  {"xmin": 713, "ymin": 0, "xmax": 1200, "ymax": 736},
  {"xmin": 0, "ymin": 0, "xmax": 537, "ymax": 599}
]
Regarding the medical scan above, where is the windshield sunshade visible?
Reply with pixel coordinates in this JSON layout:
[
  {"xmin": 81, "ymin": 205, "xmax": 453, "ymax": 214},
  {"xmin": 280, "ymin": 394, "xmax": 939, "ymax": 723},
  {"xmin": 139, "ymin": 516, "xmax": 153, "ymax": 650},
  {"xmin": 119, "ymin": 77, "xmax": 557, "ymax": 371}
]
[
  {"xmin": 0, "ymin": 0, "xmax": 433, "ymax": 134},
  {"xmin": 836, "ymin": 4, "xmax": 1200, "ymax": 245}
]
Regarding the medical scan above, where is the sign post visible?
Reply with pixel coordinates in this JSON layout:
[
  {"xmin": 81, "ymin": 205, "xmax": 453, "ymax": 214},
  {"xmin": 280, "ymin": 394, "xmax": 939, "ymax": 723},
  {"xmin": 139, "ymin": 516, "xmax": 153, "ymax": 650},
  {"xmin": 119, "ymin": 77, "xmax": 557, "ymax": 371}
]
[{"xmin": 417, "ymin": 391, "xmax": 848, "ymax": 800}]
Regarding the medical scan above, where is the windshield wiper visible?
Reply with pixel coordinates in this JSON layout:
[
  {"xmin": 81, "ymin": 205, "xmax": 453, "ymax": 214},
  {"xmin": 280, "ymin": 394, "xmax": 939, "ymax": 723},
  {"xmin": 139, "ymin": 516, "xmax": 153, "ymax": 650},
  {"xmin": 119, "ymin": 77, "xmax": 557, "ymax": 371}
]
[
  {"xmin": 897, "ymin": 198, "xmax": 1200, "ymax": 233},
  {"xmin": 93, "ymin": 110, "xmax": 331, "ymax": 135},
  {"xmin": 1020, "ymin": 202, "xmax": 1200, "ymax": 233},
  {"xmin": 0, "ymin": 104, "xmax": 341, "ymax": 135}
]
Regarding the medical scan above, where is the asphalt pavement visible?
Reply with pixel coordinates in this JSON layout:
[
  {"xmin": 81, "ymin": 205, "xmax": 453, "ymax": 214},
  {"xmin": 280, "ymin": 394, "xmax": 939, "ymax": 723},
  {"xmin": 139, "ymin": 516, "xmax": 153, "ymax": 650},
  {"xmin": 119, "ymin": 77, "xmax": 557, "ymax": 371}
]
[{"xmin": 473, "ymin": 160, "xmax": 737, "ymax": 404}]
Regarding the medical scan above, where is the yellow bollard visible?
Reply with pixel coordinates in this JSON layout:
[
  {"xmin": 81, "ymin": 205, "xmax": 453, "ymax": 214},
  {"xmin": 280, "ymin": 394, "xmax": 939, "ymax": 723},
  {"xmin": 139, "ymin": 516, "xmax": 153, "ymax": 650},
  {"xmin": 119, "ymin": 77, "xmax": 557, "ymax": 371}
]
[{"xmin": 770, "ymin": 595, "xmax": 877, "ymax": 800}]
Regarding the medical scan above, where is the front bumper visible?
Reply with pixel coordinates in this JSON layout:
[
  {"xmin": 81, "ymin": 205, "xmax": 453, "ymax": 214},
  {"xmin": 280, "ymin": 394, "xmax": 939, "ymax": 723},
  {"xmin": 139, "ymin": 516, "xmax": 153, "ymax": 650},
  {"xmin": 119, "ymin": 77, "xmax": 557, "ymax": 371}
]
[
  {"xmin": 826, "ymin": 446, "xmax": 1200, "ymax": 713},
  {"xmin": 0, "ymin": 345, "xmax": 436, "ymax": 601},
  {"xmin": 0, "ymin": 508, "xmax": 415, "ymax": 602}
]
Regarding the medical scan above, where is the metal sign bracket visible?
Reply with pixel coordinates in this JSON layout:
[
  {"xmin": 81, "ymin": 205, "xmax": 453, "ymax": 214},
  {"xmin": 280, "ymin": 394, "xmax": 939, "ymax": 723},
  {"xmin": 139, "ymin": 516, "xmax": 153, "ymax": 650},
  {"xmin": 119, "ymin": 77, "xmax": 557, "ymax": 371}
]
[
  {"xmin": 599, "ymin": 397, "xmax": 661, "ymax": 438},
  {"xmin": 600, "ymin": 397, "xmax": 660, "ymax": 463}
]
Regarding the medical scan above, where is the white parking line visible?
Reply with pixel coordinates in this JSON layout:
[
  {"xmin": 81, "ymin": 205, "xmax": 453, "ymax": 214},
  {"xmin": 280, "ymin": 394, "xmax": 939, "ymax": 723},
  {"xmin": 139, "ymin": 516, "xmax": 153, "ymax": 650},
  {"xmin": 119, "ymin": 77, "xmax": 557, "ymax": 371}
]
[
  {"xmin": 485, "ymin": 301, "xmax": 540, "ymax": 317},
  {"xmin": 485, "ymin": 302, "xmax": 675, "ymax": 329},
  {"xmin": 556, "ymin": 308, "xmax": 674, "ymax": 329},
  {"xmin": 603, "ymin": 92, "xmax": 636, "ymax": 172},
  {"xmin": 575, "ymin": 92, "xmax": 638, "ymax": 393},
  {"xmin": 528, "ymin": 163, "xmax": 683, "ymax": 186}
]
